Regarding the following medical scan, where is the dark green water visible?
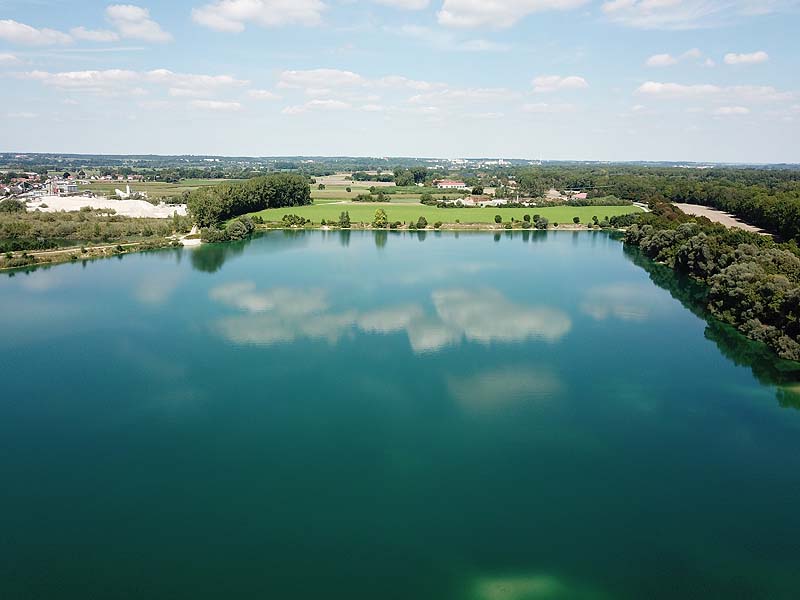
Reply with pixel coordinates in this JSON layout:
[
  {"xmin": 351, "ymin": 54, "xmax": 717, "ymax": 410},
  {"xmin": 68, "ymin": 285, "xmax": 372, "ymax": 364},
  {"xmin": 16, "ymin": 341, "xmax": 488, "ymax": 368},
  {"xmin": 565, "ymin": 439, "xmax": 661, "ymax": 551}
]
[{"xmin": 2, "ymin": 230, "xmax": 800, "ymax": 600}]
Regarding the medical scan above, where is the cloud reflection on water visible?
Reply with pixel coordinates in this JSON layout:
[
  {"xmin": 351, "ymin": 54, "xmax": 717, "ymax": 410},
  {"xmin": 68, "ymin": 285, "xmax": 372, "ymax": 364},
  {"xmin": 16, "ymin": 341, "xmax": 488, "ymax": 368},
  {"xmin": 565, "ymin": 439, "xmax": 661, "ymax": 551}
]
[
  {"xmin": 580, "ymin": 283, "xmax": 671, "ymax": 322},
  {"xmin": 210, "ymin": 282, "xmax": 572, "ymax": 353},
  {"xmin": 448, "ymin": 366, "xmax": 562, "ymax": 413}
]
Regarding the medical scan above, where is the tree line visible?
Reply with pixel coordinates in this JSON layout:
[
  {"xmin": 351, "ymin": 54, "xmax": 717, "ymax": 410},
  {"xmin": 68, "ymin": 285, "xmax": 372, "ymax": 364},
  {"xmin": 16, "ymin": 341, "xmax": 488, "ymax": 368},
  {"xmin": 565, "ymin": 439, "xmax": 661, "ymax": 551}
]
[{"xmin": 186, "ymin": 173, "xmax": 311, "ymax": 227}]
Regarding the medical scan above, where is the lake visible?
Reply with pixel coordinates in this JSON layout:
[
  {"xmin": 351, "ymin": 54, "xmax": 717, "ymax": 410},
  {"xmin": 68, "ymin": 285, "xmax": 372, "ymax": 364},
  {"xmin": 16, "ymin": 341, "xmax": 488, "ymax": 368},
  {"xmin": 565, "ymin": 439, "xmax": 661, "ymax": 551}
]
[{"xmin": 2, "ymin": 230, "xmax": 800, "ymax": 600}]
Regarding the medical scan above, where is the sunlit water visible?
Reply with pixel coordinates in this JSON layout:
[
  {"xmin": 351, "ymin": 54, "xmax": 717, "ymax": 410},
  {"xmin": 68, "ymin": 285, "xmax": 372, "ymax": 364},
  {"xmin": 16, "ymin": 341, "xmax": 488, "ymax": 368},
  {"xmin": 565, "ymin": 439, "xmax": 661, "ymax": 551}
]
[{"xmin": 2, "ymin": 230, "xmax": 800, "ymax": 599}]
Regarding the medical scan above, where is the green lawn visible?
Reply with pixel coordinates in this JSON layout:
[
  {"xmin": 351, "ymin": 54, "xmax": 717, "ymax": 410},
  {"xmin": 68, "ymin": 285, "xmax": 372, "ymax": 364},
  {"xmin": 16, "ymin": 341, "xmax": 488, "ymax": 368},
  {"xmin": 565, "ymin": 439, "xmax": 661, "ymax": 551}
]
[
  {"xmin": 78, "ymin": 178, "xmax": 244, "ymax": 199},
  {"xmin": 249, "ymin": 203, "xmax": 642, "ymax": 225}
]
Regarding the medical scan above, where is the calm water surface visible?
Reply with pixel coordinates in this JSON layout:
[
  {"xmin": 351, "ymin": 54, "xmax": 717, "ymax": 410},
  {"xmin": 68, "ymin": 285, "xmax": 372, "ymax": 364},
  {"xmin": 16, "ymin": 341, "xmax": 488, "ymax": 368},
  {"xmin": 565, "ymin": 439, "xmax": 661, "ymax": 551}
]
[{"xmin": 2, "ymin": 231, "xmax": 800, "ymax": 600}]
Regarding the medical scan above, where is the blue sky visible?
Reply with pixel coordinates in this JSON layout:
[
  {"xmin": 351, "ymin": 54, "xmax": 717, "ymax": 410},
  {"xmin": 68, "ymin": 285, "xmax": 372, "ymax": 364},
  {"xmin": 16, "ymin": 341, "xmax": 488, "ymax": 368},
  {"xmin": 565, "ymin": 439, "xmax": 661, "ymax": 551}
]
[{"xmin": 1, "ymin": 0, "xmax": 798, "ymax": 162}]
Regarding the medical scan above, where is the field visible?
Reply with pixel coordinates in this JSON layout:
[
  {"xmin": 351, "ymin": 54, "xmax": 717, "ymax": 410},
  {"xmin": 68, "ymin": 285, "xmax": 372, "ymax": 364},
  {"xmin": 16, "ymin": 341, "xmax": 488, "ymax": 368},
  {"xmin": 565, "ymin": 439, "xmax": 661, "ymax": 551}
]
[
  {"xmin": 78, "ymin": 178, "xmax": 245, "ymax": 199},
  {"xmin": 249, "ymin": 203, "xmax": 643, "ymax": 225}
]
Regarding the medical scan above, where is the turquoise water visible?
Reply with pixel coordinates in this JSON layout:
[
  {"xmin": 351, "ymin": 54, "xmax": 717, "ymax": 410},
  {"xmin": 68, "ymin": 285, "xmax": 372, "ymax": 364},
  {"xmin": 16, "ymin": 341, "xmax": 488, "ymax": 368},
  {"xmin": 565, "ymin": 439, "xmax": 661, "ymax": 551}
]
[{"xmin": 2, "ymin": 230, "xmax": 800, "ymax": 599}]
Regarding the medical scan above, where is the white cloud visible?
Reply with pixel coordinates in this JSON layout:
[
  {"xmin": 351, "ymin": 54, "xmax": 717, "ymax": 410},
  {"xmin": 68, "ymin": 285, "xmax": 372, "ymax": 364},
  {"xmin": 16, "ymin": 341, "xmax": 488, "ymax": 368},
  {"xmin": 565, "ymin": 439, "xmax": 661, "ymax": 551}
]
[
  {"xmin": 373, "ymin": 0, "xmax": 429, "ymax": 8},
  {"xmin": 532, "ymin": 75, "xmax": 588, "ymax": 93},
  {"xmin": 70, "ymin": 26, "xmax": 121, "ymax": 42},
  {"xmin": 522, "ymin": 102, "xmax": 576, "ymax": 113},
  {"xmin": 248, "ymin": 89, "xmax": 280, "ymax": 100},
  {"xmin": 646, "ymin": 48, "xmax": 710, "ymax": 67},
  {"xmin": 21, "ymin": 68, "xmax": 247, "ymax": 97},
  {"xmin": 7, "ymin": 111, "xmax": 38, "ymax": 119},
  {"xmin": 0, "ymin": 52, "xmax": 20, "ymax": 65},
  {"xmin": 191, "ymin": 99, "xmax": 242, "ymax": 111},
  {"xmin": 192, "ymin": 0, "xmax": 326, "ymax": 32},
  {"xmin": 713, "ymin": 105, "xmax": 750, "ymax": 115},
  {"xmin": 645, "ymin": 53, "xmax": 678, "ymax": 67},
  {"xmin": 409, "ymin": 87, "xmax": 513, "ymax": 105},
  {"xmin": 636, "ymin": 81, "xmax": 722, "ymax": 98},
  {"xmin": 437, "ymin": 0, "xmax": 589, "ymax": 28},
  {"xmin": 278, "ymin": 68, "xmax": 365, "ymax": 89},
  {"xmin": 106, "ymin": 5, "xmax": 172, "ymax": 42},
  {"xmin": 396, "ymin": 24, "xmax": 510, "ymax": 53},
  {"xmin": 724, "ymin": 50, "xmax": 769, "ymax": 65},
  {"xmin": 636, "ymin": 81, "xmax": 793, "ymax": 104},
  {"xmin": 282, "ymin": 98, "xmax": 352, "ymax": 115},
  {"xmin": 0, "ymin": 19, "xmax": 72, "ymax": 46},
  {"xmin": 602, "ymin": 0, "xmax": 790, "ymax": 30}
]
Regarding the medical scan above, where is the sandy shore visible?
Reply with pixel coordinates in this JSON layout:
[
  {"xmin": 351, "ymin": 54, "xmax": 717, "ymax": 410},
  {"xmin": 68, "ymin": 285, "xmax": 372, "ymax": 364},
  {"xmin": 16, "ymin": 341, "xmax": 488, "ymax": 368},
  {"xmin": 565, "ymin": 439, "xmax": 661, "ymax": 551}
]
[
  {"xmin": 26, "ymin": 195, "xmax": 187, "ymax": 219},
  {"xmin": 674, "ymin": 203, "xmax": 768, "ymax": 235}
]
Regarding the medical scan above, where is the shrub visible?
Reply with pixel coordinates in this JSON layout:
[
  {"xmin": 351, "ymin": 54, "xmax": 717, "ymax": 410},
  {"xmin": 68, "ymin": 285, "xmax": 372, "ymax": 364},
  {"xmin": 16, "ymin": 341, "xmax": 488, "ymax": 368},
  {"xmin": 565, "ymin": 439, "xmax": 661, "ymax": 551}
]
[
  {"xmin": 504, "ymin": 223, "xmax": 512, "ymax": 230},
  {"xmin": 523, "ymin": 214, "xmax": 531, "ymax": 222},
  {"xmin": 339, "ymin": 211, "xmax": 351, "ymax": 229},
  {"xmin": 573, "ymin": 216, "xmax": 580, "ymax": 224},
  {"xmin": 282, "ymin": 214, "xmax": 308, "ymax": 227},
  {"xmin": 416, "ymin": 216, "xmax": 428, "ymax": 229},
  {"xmin": 434, "ymin": 221, "xmax": 442, "ymax": 229},
  {"xmin": 494, "ymin": 215, "xmax": 502, "ymax": 224}
]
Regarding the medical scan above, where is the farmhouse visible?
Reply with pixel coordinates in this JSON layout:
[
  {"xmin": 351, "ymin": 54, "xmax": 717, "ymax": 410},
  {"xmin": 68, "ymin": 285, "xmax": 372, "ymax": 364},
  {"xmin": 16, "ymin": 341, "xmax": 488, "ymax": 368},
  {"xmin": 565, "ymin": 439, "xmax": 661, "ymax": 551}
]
[{"xmin": 436, "ymin": 179, "xmax": 467, "ymax": 190}]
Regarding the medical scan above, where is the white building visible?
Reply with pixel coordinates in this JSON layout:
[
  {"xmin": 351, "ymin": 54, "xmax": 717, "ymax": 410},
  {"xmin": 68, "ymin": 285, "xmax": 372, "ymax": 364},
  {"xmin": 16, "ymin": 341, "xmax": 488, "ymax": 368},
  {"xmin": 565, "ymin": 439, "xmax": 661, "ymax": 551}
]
[{"xmin": 53, "ymin": 181, "xmax": 78, "ymax": 195}]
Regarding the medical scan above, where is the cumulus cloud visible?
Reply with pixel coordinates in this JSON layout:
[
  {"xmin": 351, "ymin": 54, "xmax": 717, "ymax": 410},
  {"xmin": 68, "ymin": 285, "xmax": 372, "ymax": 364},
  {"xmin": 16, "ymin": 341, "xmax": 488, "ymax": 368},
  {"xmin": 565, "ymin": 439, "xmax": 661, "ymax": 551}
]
[
  {"xmin": 724, "ymin": 50, "xmax": 769, "ymax": 65},
  {"xmin": 636, "ymin": 81, "xmax": 793, "ymax": 103},
  {"xmin": 532, "ymin": 75, "xmax": 588, "ymax": 93},
  {"xmin": 248, "ymin": 89, "xmax": 280, "ymax": 100},
  {"xmin": 373, "ymin": 0, "xmax": 429, "ymax": 8},
  {"xmin": 636, "ymin": 81, "xmax": 721, "ymax": 97},
  {"xmin": 646, "ymin": 48, "xmax": 708, "ymax": 67},
  {"xmin": 7, "ymin": 111, "xmax": 38, "ymax": 119},
  {"xmin": 437, "ymin": 0, "xmax": 589, "ymax": 28},
  {"xmin": 645, "ymin": 53, "xmax": 678, "ymax": 67},
  {"xmin": 522, "ymin": 102, "xmax": 576, "ymax": 113},
  {"xmin": 0, "ymin": 19, "xmax": 72, "ymax": 45},
  {"xmin": 106, "ymin": 5, "xmax": 172, "ymax": 42},
  {"xmin": 191, "ymin": 99, "xmax": 242, "ymax": 111},
  {"xmin": 21, "ymin": 68, "xmax": 247, "ymax": 97},
  {"xmin": 0, "ymin": 53, "xmax": 20, "ymax": 65},
  {"xmin": 278, "ymin": 68, "xmax": 365, "ymax": 89},
  {"xmin": 396, "ymin": 24, "xmax": 510, "ymax": 53},
  {"xmin": 70, "ymin": 26, "xmax": 121, "ymax": 42},
  {"xmin": 602, "ymin": 0, "xmax": 790, "ymax": 30},
  {"xmin": 282, "ymin": 99, "xmax": 352, "ymax": 115},
  {"xmin": 713, "ymin": 105, "xmax": 750, "ymax": 115},
  {"xmin": 192, "ymin": 0, "xmax": 326, "ymax": 32}
]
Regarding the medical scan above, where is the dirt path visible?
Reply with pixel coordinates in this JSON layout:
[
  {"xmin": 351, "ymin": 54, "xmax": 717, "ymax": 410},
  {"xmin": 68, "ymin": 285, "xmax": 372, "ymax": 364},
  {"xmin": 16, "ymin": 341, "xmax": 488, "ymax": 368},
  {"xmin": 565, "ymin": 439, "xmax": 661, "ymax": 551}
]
[{"xmin": 673, "ymin": 203, "xmax": 769, "ymax": 235}]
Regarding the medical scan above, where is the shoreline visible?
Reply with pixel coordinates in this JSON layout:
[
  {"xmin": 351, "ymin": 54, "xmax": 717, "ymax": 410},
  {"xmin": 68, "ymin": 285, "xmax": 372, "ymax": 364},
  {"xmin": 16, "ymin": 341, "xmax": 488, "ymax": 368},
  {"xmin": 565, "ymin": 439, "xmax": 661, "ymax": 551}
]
[{"xmin": 0, "ymin": 225, "xmax": 615, "ymax": 272}]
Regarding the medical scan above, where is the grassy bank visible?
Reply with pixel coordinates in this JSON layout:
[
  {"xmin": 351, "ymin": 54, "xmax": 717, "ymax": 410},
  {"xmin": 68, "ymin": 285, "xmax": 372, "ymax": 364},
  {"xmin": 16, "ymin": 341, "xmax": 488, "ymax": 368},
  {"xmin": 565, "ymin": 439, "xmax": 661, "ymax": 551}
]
[{"xmin": 248, "ymin": 203, "xmax": 643, "ymax": 225}]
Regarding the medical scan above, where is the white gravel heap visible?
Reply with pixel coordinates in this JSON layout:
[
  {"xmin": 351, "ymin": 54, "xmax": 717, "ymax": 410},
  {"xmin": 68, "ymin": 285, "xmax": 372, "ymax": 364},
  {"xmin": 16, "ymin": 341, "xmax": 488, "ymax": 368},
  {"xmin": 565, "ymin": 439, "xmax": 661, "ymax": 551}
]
[{"xmin": 27, "ymin": 195, "xmax": 187, "ymax": 219}]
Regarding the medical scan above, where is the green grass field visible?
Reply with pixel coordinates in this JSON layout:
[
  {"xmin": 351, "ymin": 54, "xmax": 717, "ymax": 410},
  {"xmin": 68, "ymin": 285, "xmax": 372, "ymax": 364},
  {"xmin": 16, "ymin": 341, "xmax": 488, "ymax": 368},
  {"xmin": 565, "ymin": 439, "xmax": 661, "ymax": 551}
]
[
  {"xmin": 78, "ymin": 179, "xmax": 245, "ymax": 199},
  {"xmin": 249, "ymin": 203, "xmax": 642, "ymax": 225}
]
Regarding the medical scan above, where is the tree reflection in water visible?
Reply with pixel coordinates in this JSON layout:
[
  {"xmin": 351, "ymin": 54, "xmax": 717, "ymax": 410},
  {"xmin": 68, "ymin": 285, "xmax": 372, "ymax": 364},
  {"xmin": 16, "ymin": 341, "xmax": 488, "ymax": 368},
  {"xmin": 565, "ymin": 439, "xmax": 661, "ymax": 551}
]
[{"xmin": 623, "ymin": 244, "xmax": 800, "ymax": 408}]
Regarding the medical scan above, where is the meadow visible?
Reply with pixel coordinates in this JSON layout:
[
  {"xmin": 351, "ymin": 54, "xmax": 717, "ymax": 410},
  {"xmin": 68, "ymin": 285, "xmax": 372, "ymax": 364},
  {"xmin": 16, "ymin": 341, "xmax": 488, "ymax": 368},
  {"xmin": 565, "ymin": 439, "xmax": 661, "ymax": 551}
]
[
  {"xmin": 249, "ymin": 203, "xmax": 643, "ymax": 225},
  {"xmin": 78, "ymin": 179, "xmax": 245, "ymax": 199}
]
